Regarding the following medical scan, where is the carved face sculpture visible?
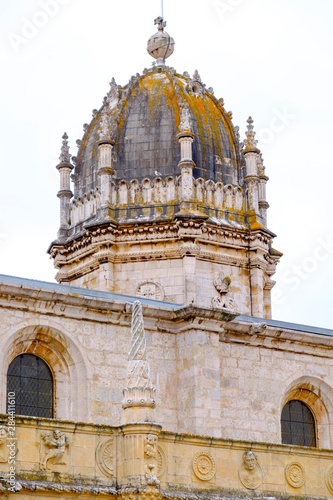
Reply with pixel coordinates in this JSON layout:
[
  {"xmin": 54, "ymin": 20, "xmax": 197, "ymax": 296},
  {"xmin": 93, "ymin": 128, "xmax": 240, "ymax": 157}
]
[
  {"xmin": 244, "ymin": 451, "xmax": 257, "ymax": 470},
  {"xmin": 54, "ymin": 430, "xmax": 61, "ymax": 440}
]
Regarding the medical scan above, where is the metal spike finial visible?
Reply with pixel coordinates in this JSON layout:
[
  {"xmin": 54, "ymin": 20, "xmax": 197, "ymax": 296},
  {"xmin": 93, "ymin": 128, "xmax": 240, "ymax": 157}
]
[{"xmin": 59, "ymin": 132, "xmax": 71, "ymax": 164}]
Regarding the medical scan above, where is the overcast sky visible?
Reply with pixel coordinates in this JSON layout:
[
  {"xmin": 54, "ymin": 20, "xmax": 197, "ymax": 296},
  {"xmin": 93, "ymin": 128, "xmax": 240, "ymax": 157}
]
[{"xmin": 1, "ymin": 0, "xmax": 332, "ymax": 328}]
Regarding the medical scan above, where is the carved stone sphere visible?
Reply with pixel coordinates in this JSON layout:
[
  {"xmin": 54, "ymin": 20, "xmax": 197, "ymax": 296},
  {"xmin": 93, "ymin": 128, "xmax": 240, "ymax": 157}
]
[{"xmin": 147, "ymin": 30, "xmax": 175, "ymax": 63}]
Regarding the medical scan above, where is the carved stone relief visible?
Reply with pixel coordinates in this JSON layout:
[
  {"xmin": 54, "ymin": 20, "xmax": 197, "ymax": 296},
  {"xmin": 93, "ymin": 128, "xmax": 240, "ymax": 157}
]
[
  {"xmin": 238, "ymin": 451, "xmax": 262, "ymax": 490},
  {"xmin": 285, "ymin": 462, "xmax": 305, "ymax": 488},
  {"xmin": 156, "ymin": 445, "xmax": 167, "ymax": 478},
  {"xmin": 136, "ymin": 281, "xmax": 165, "ymax": 301},
  {"xmin": 211, "ymin": 273, "xmax": 236, "ymax": 311},
  {"xmin": 144, "ymin": 434, "xmax": 159, "ymax": 486},
  {"xmin": 145, "ymin": 463, "xmax": 160, "ymax": 486},
  {"xmin": 326, "ymin": 465, "xmax": 333, "ymax": 494},
  {"xmin": 214, "ymin": 273, "xmax": 231, "ymax": 294},
  {"xmin": 145, "ymin": 434, "xmax": 157, "ymax": 459},
  {"xmin": 179, "ymin": 105, "xmax": 192, "ymax": 132},
  {"xmin": 41, "ymin": 430, "xmax": 69, "ymax": 471},
  {"xmin": 0, "ymin": 426, "xmax": 9, "ymax": 462},
  {"xmin": 140, "ymin": 485, "xmax": 162, "ymax": 500},
  {"xmin": 192, "ymin": 452, "xmax": 216, "ymax": 481},
  {"xmin": 96, "ymin": 438, "xmax": 114, "ymax": 477}
]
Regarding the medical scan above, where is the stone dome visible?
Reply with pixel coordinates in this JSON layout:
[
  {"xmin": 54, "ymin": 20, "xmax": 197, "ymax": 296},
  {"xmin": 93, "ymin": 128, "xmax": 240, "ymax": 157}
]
[{"xmin": 73, "ymin": 67, "xmax": 244, "ymax": 198}]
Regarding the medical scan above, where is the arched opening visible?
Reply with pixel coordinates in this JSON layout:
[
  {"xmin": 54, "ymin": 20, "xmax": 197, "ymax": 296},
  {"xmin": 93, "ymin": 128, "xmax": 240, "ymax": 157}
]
[
  {"xmin": 280, "ymin": 376, "xmax": 333, "ymax": 449},
  {"xmin": 0, "ymin": 324, "xmax": 89, "ymax": 421},
  {"xmin": 7, "ymin": 354, "xmax": 53, "ymax": 418},
  {"xmin": 281, "ymin": 400, "xmax": 316, "ymax": 447}
]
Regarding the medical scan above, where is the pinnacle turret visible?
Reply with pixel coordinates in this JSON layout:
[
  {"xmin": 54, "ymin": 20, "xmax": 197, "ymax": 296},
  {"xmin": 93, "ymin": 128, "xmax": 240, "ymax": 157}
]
[
  {"xmin": 59, "ymin": 132, "xmax": 71, "ymax": 164},
  {"xmin": 244, "ymin": 116, "xmax": 260, "ymax": 153}
]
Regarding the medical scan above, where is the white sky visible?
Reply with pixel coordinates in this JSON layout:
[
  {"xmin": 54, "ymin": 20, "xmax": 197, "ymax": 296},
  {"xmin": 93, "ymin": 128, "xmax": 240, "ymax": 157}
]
[{"xmin": 0, "ymin": 0, "xmax": 332, "ymax": 328}]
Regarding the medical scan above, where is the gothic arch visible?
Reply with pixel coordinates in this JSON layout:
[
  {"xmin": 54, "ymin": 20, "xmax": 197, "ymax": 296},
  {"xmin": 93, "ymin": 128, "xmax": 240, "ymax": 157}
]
[
  {"xmin": 280, "ymin": 375, "xmax": 333, "ymax": 448},
  {"xmin": 0, "ymin": 323, "xmax": 89, "ymax": 421}
]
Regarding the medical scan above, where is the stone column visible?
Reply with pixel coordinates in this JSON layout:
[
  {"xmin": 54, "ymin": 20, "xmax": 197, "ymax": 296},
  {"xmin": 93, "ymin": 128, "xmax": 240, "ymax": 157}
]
[
  {"xmin": 121, "ymin": 301, "xmax": 156, "ymax": 424},
  {"xmin": 118, "ymin": 423, "xmax": 161, "ymax": 487},
  {"xmin": 56, "ymin": 133, "xmax": 73, "ymax": 240},
  {"xmin": 243, "ymin": 117, "xmax": 260, "ymax": 221},
  {"xmin": 257, "ymin": 154, "xmax": 269, "ymax": 226},
  {"xmin": 97, "ymin": 139, "xmax": 115, "ymax": 220},
  {"xmin": 119, "ymin": 301, "xmax": 161, "ymax": 489}
]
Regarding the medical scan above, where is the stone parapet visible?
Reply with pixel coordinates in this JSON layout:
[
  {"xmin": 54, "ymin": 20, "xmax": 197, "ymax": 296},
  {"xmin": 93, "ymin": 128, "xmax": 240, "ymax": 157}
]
[{"xmin": 1, "ymin": 415, "xmax": 333, "ymax": 499}]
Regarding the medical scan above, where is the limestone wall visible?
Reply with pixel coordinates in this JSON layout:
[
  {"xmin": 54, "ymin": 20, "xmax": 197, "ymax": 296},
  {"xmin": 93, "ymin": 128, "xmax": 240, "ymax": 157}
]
[
  {"xmin": 1, "ymin": 278, "xmax": 333, "ymax": 449},
  {"xmin": 220, "ymin": 338, "xmax": 333, "ymax": 447}
]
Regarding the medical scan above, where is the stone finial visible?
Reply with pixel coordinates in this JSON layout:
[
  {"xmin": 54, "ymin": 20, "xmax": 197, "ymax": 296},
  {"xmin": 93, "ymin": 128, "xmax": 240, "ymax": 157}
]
[
  {"xmin": 98, "ymin": 114, "xmax": 109, "ymax": 141},
  {"xmin": 105, "ymin": 78, "xmax": 119, "ymax": 108},
  {"xmin": 244, "ymin": 116, "xmax": 259, "ymax": 153},
  {"xmin": 257, "ymin": 153, "xmax": 266, "ymax": 176},
  {"xmin": 59, "ymin": 133, "xmax": 71, "ymax": 164},
  {"xmin": 122, "ymin": 301, "xmax": 156, "ymax": 414},
  {"xmin": 179, "ymin": 105, "xmax": 192, "ymax": 133},
  {"xmin": 193, "ymin": 70, "xmax": 202, "ymax": 83},
  {"xmin": 98, "ymin": 113, "xmax": 118, "ymax": 143},
  {"xmin": 127, "ymin": 301, "xmax": 152, "ymax": 388},
  {"xmin": 154, "ymin": 16, "xmax": 166, "ymax": 31},
  {"xmin": 187, "ymin": 70, "xmax": 205, "ymax": 97},
  {"xmin": 234, "ymin": 125, "xmax": 240, "ymax": 143},
  {"xmin": 147, "ymin": 17, "xmax": 175, "ymax": 66}
]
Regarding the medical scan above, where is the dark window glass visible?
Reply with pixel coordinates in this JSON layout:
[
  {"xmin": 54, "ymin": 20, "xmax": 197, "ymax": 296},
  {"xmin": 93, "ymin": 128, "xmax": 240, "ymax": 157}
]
[
  {"xmin": 281, "ymin": 400, "xmax": 316, "ymax": 447},
  {"xmin": 7, "ymin": 354, "xmax": 53, "ymax": 418}
]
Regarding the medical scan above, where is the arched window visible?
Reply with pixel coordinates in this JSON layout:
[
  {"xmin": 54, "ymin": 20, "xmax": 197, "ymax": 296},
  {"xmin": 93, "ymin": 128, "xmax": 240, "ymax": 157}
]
[
  {"xmin": 281, "ymin": 400, "xmax": 316, "ymax": 447},
  {"xmin": 7, "ymin": 354, "xmax": 53, "ymax": 418}
]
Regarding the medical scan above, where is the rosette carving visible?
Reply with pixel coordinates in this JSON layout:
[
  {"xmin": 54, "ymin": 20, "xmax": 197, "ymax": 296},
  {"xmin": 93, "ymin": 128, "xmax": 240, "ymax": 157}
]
[
  {"xmin": 192, "ymin": 452, "xmax": 216, "ymax": 481},
  {"xmin": 96, "ymin": 439, "xmax": 114, "ymax": 477},
  {"xmin": 285, "ymin": 462, "xmax": 305, "ymax": 488}
]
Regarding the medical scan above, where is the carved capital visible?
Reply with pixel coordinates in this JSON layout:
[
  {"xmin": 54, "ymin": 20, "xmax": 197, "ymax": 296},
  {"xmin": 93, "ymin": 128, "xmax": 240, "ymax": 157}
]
[{"xmin": 122, "ymin": 386, "xmax": 156, "ymax": 409}]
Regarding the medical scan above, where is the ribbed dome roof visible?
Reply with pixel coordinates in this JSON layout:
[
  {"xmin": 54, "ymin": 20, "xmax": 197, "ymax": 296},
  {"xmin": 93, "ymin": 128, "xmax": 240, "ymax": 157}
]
[{"xmin": 73, "ymin": 67, "xmax": 244, "ymax": 198}]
